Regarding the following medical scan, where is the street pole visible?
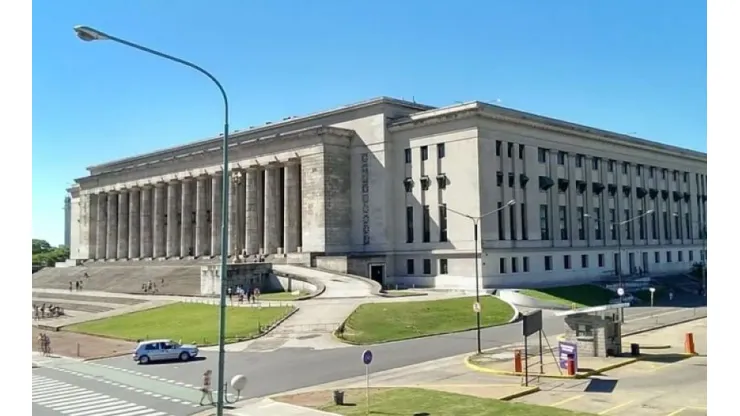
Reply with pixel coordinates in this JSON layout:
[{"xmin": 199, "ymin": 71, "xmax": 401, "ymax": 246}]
[
  {"xmin": 701, "ymin": 224, "xmax": 707, "ymax": 296},
  {"xmin": 473, "ymin": 220, "xmax": 481, "ymax": 354},
  {"xmin": 72, "ymin": 26, "xmax": 232, "ymax": 416},
  {"xmin": 444, "ymin": 200, "xmax": 515, "ymax": 355}
]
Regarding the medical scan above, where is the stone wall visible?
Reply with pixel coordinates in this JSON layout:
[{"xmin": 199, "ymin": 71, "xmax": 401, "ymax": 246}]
[{"xmin": 200, "ymin": 263, "xmax": 272, "ymax": 296}]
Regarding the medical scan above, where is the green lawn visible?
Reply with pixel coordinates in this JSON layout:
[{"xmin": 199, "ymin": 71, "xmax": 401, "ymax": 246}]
[
  {"xmin": 520, "ymin": 285, "xmax": 615, "ymax": 308},
  {"xmin": 339, "ymin": 296, "xmax": 513, "ymax": 344},
  {"xmin": 291, "ymin": 387, "xmax": 593, "ymax": 416},
  {"xmin": 65, "ymin": 302, "xmax": 293, "ymax": 345},
  {"xmin": 259, "ymin": 290, "xmax": 309, "ymax": 301}
]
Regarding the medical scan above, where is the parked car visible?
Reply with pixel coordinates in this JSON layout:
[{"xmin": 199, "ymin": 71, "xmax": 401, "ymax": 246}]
[{"xmin": 133, "ymin": 339, "xmax": 199, "ymax": 364}]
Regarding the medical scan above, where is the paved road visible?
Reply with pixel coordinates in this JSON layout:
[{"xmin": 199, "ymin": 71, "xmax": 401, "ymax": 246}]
[
  {"xmin": 32, "ymin": 365, "xmax": 206, "ymax": 416},
  {"xmin": 87, "ymin": 304, "xmax": 705, "ymax": 400}
]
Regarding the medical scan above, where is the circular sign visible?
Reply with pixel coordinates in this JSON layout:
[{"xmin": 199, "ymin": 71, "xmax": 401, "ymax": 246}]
[
  {"xmin": 473, "ymin": 302, "xmax": 481, "ymax": 313},
  {"xmin": 230, "ymin": 374, "xmax": 247, "ymax": 391},
  {"xmin": 617, "ymin": 288, "xmax": 625, "ymax": 297},
  {"xmin": 649, "ymin": 287, "xmax": 656, "ymax": 293},
  {"xmin": 362, "ymin": 349, "xmax": 373, "ymax": 365}
]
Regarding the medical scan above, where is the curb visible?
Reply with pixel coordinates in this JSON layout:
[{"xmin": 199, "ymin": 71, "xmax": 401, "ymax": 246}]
[
  {"xmin": 622, "ymin": 314, "xmax": 707, "ymax": 337},
  {"xmin": 499, "ymin": 386, "xmax": 541, "ymax": 401},
  {"xmin": 377, "ymin": 291, "xmax": 428, "ymax": 298},
  {"xmin": 463, "ymin": 354, "xmax": 641, "ymax": 379}
]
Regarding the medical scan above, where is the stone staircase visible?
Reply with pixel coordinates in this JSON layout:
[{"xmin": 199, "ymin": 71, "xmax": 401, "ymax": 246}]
[{"xmin": 32, "ymin": 264, "xmax": 203, "ymax": 296}]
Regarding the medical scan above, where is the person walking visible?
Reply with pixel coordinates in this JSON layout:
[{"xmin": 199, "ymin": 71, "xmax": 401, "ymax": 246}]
[{"xmin": 199, "ymin": 370, "xmax": 214, "ymax": 406}]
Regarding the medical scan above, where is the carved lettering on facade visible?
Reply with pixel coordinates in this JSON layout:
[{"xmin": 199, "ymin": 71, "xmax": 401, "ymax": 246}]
[{"xmin": 361, "ymin": 153, "xmax": 370, "ymax": 245}]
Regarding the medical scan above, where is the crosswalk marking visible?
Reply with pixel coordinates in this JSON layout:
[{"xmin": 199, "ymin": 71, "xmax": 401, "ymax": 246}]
[{"xmin": 32, "ymin": 375, "xmax": 172, "ymax": 416}]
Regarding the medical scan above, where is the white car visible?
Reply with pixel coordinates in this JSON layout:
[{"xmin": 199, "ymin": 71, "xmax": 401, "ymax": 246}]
[{"xmin": 133, "ymin": 339, "xmax": 199, "ymax": 364}]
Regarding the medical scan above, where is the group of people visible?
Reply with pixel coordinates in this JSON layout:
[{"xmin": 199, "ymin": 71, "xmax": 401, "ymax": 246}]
[
  {"xmin": 33, "ymin": 303, "xmax": 65, "ymax": 320},
  {"xmin": 36, "ymin": 332, "xmax": 52, "ymax": 355},
  {"xmin": 142, "ymin": 279, "xmax": 162, "ymax": 294},
  {"xmin": 227, "ymin": 285, "xmax": 261, "ymax": 304},
  {"xmin": 68, "ymin": 280, "xmax": 85, "ymax": 291}
]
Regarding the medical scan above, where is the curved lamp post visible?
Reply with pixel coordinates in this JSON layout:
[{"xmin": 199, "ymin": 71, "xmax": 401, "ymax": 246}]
[
  {"xmin": 444, "ymin": 200, "xmax": 516, "ymax": 354},
  {"xmin": 73, "ymin": 26, "xmax": 232, "ymax": 416}
]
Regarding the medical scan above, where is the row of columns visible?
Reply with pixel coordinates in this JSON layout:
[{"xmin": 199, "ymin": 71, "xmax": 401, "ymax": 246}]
[{"xmin": 91, "ymin": 161, "xmax": 302, "ymax": 260}]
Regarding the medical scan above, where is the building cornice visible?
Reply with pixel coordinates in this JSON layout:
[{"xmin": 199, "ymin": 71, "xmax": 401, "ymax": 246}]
[
  {"xmin": 74, "ymin": 125, "xmax": 356, "ymax": 186},
  {"xmin": 389, "ymin": 102, "xmax": 707, "ymax": 163},
  {"xmin": 86, "ymin": 97, "xmax": 432, "ymax": 174}
]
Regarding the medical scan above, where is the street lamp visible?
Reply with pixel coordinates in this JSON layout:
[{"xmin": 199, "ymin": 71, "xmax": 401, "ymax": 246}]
[
  {"xmin": 444, "ymin": 199, "xmax": 516, "ymax": 354},
  {"xmin": 73, "ymin": 26, "xmax": 232, "ymax": 416}
]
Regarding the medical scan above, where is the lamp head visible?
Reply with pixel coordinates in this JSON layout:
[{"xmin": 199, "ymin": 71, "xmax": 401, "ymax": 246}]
[
  {"xmin": 506, "ymin": 199, "xmax": 516, "ymax": 206},
  {"xmin": 74, "ymin": 25, "xmax": 108, "ymax": 42}
]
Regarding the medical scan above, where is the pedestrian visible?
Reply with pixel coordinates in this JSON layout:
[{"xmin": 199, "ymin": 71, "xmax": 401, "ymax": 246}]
[
  {"xmin": 669, "ymin": 290, "xmax": 674, "ymax": 301},
  {"xmin": 69, "ymin": 281, "xmax": 73, "ymax": 292},
  {"xmin": 199, "ymin": 370, "xmax": 214, "ymax": 406}
]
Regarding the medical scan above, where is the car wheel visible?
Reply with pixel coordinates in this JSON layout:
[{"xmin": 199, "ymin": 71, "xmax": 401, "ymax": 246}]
[
  {"xmin": 139, "ymin": 355, "xmax": 150, "ymax": 364},
  {"xmin": 179, "ymin": 352, "xmax": 191, "ymax": 362}
]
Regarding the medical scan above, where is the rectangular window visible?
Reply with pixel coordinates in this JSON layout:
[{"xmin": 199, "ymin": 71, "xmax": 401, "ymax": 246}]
[
  {"xmin": 437, "ymin": 143, "xmax": 445, "ymax": 158},
  {"xmin": 540, "ymin": 205, "xmax": 549, "ymax": 240},
  {"xmin": 545, "ymin": 255, "xmax": 553, "ymax": 271},
  {"xmin": 558, "ymin": 151, "xmax": 566, "ymax": 165},
  {"xmin": 649, "ymin": 167, "xmax": 655, "ymax": 178},
  {"xmin": 498, "ymin": 202, "xmax": 505, "ymax": 240},
  {"xmin": 512, "ymin": 257, "xmax": 519, "ymax": 273},
  {"xmin": 663, "ymin": 212, "xmax": 671, "ymax": 240},
  {"xmin": 654, "ymin": 251, "xmax": 660, "ymax": 263},
  {"xmin": 421, "ymin": 146, "xmax": 428, "ymax": 161},
  {"xmin": 577, "ymin": 207, "xmax": 585, "ymax": 240},
  {"xmin": 624, "ymin": 209, "xmax": 632, "ymax": 239},
  {"xmin": 404, "ymin": 148, "xmax": 411, "ymax": 164},
  {"xmin": 520, "ymin": 204, "xmax": 528, "ymax": 240},
  {"xmin": 685, "ymin": 213, "xmax": 692, "ymax": 239},
  {"xmin": 496, "ymin": 172, "xmax": 503, "ymax": 187},
  {"xmin": 614, "ymin": 253, "xmax": 619, "ymax": 274},
  {"xmin": 496, "ymin": 141, "xmax": 502, "ymax": 156},
  {"xmin": 559, "ymin": 205, "xmax": 568, "ymax": 240},
  {"xmin": 609, "ymin": 209, "xmax": 617, "ymax": 239},
  {"xmin": 523, "ymin": 257, "xmax": 530, "ymax": 272},
  {"xmin": 422, "ymin": 205, "xmax": 430, "ymax": 243},
  {"xmin": 689, "ymin": 250, "xmax": 694, "ymax": 262},
  {"xmin": 581, "ymin": 254, "xmax": 588, "ymax": 268},
  {"xmin": 592, "ymin": 157, "xmax": 600, "ymax": 170},
  {"xmin": 564, "ymin": 255, "xmax": 572, "ymax": 270},
  {"xmin": 439, "ymin": 259, "xmax": 448, "ymax": 274},
  {"xmin": 576, "ymin": 154, "xmax": 584, "ymax": 167},
  {"xmin": 423, "ymin": 259, "xmax": 431, "ymax": 274},
  {"xmin": 406, "ymin": 259, "xmax": 414, "ymax": 274},
  {"xmin": 674, "ymin": 214, "xmax": 681, "ymax": 239},
  {"xmin": 667, "ymin": 251, "xmax": 672, "ymax": 263},
  {"xmin": 594, "ymin": 207, "xmax": 602, "ymax": 240},
  {"xmin": 683, "ymin": 172, "xmax": 688, "ymax": 183},
  {"xmin": 637, "ymin": 165, "xmax": 642, "ymax": 176},
  {"xmin": 507, "ymin": 142, "xmax": 513, "ymax": 158},
  {"xmin": 499, "ymin": 258, "xmax": 506, "ymax": 273},
  {"xmin": 651, "ymin": 211, "xmax": 658, "ymax": 239},
  {"xmin": 439, "ymin": 204, "xmax": 448, "ymax": 242},
  {"xmin": 638, "ymin": 209, "xmax": 645, "ymax": 240},
  {"xmin": 678, "ymin": 251, "xmax": 683, "ymax": 262},
  {"xmin": 608, "ymin": 160, "xmax": 615, "ymax": 172},
  {"xmin": 406, "ymin": 206, "xmax": 414, "ymax": 243},
  {"xmin": 538, "ymin": 148, "xmax": 547, "ymax": 163},
  {"xmin": 598, "ymin": 254, "xmax": 605, "ymax": 267},
  {"xmin": 622, "ymin": 163, "xmax": 629, "ymax": 174},
  {"xmin": 519, "ymin": 144, "xmax": 525, "ymax": 160},
  {"xmin": 662, "ymin": 169, "xmax": 667, "ymax": 179},
  {"xmin": 673, "ymin": 171, "xmax": 678, "ymax": 181},
  {"xmin": 509, "ymin": 205, "xmax": 517, "ymax": 240}
]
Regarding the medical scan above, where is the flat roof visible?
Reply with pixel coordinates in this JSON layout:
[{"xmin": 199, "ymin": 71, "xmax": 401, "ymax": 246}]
[{"xmin": 554, "ymin": 303, "xmax": 631, "ymax": 317}]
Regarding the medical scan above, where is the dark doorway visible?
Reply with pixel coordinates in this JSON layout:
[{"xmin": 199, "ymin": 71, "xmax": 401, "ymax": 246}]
[{"xmin": 369, "ymin": 264, "xmax": 385, "ymax": 285}]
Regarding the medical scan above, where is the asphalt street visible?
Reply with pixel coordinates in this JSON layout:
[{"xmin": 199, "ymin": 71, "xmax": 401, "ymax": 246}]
[{"xmin": 90, "ymin": 304, "xmax": 706, "ymax": 400}]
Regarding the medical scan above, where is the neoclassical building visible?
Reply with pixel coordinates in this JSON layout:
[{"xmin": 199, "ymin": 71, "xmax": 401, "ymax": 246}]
[{"xmin": 67, "ymin": 97, "xmax": 707, "ymax": 289}]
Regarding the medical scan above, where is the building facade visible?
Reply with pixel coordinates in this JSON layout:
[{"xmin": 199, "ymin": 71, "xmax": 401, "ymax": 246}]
[{"xmin": 67, "ymin": 97, "xmax": 707, "ymax": 289}]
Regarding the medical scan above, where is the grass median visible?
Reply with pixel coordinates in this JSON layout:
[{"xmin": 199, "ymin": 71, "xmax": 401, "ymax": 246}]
[
  {"xmin": 338, "ymin": 296, "xmax": 514, "ymax": 344},
  {"xmin": 65, "ymin": 302, "xmax": 294, "ymax": 345},
  {"xmin": 275, "ymin": 387, "xmax": 592, "ymax": 416},
  {"xmin": 520, "ymin": 285, "xmax": 615, "ymax": 308}
]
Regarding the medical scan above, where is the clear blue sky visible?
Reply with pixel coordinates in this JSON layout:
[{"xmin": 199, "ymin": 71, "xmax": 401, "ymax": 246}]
[{"xmin": 32, "ymin": 0, "xmax": 706, "ymax": 245}]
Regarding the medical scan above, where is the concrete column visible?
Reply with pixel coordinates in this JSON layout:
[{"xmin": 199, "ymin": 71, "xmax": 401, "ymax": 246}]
[
  {"xmin": 195, "ymin": 176, "xmax": 209, "ymax": 257},
  {"xmin": 283, "ymin": 160, "xmax": 301, "ymax": 253},
  {"xmin": 180, "ymin": 178, "xmax": 194, "ymax": 257},
  {"xmin": 211, "ymin": 173, "xmax": 223, "ymax": 256},
  {"xmin": 105, "ymin": 191, "xmax": 118, "ymax": 259},
  {"xmin": 263, "ymin": 164, "xmax": 280, "ymax": 254},
  {"xmin": 95, "ymin": 193, "xmax": 108, "ymax": 259},
  {"xmin": 256, "ymin": 169, "xmax": 265, "ymax": 253},
  {"xmin": 153, "ymin": 183, "xmax": 167, "ymax": 258},
  {"xmin": 117, "ymin": 190, "xmax": 129, "ymax": 259},
  {"xmin": 244, "ymin": 167, "xmax": 261, "ymax": 255},
  {"xmin": 140, "ymin": 186, "xmax": 153, "ymax": 258},
  {"xmin": 166, "ymin": 181, "xmax": 181, "ymax": 258},
  {"xmin": 128, "ymin": 188, "xmax": 140, "ymax": 258},
  {"xmin": 228, "ymin": 171, "xmax": 241, "ymax": 256}
]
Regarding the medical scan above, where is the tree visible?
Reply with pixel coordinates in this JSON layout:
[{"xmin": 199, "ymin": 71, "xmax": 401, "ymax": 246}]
[{"xmin": 31, "ymin": 239, "xmax": 70, "ymax": 267}]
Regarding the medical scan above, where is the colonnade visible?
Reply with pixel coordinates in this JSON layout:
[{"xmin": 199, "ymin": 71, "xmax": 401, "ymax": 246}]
[{"xmin": 90, "ymin": 160, "xmax": 302, "ymax": 260}]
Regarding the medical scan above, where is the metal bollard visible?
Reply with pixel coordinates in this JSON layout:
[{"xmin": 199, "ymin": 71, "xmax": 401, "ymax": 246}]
[
  {"xmin": 514, "ymin": 350, "xmax": 523, "ymax": 373},
  {"xmin": 76, "ymin": 343, "xmax": 80, "ymax": 357}
]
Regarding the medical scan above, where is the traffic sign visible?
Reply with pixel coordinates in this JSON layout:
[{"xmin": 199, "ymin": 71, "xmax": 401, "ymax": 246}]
[
  {"xmin": 362, "ymin": 349, "xmax": 373, "ymax": 365},
  {"xmin": 649, "ymin": 287, "xmax": 656, "ymax": 293},
  {"xmin": 473, "ymin": 302, "xmax": 481, "ymax": 313},
  {"xmin": 617, "ymin": 287, "xmax": 625, "ymax": 297}
]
